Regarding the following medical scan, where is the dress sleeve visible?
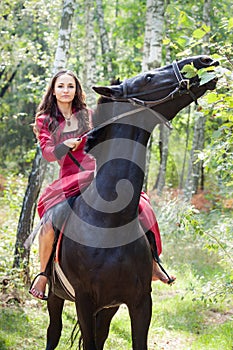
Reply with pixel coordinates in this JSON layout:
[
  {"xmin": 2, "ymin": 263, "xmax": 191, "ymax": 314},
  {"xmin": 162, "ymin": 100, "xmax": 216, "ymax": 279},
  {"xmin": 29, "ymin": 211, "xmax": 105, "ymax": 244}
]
[{"xmin": 36, "ymin": 115, "xmax": 65, "ymax": 162}]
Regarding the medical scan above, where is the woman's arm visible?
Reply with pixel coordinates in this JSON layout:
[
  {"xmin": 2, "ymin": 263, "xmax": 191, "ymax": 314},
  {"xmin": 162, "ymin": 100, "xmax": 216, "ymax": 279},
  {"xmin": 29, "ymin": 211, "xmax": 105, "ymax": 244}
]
[
  {"xmin": 35, "ymin": 115, "xmax": 82, "ymax": 161},
  {"xmin": 35, "ymin": 115, "xmax": 58, "ymax": 162}
]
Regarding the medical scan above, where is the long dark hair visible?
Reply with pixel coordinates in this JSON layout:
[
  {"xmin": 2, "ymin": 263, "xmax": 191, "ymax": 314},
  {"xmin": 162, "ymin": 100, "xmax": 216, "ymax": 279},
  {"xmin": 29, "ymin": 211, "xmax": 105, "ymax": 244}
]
[{"xmin": 35, "ymin": 70, "xmax": 90, "ymax": 134}]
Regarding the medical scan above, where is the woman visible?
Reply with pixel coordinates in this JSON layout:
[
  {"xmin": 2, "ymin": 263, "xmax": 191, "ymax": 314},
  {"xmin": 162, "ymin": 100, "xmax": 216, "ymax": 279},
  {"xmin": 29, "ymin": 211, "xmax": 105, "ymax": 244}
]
[{"xmin": 29, "ymin": 70, "xmax": 174, "ymax": 300}]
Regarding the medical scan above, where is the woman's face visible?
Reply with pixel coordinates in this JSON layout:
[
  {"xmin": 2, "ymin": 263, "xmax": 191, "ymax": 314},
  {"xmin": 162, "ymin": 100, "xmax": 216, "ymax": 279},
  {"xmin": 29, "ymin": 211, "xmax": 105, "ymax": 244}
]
[{"xmin": 53, "ymin": 73, "xmax": 76, "ymax": 104}]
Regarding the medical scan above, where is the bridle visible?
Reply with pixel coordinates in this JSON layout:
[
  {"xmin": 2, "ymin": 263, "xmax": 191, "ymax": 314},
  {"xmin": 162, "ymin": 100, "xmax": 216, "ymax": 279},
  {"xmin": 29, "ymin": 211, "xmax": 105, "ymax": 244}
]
[
  {"xmin": 122, "ymin": 60, "xmax": 199, "ymax": 108},
  {"xmin": 68, "ymin": 61, "xmax": 200, "ymax": 166},
  {"xmin": 75, "ymin": 60, "xmax": 203, "ymax": 144}
]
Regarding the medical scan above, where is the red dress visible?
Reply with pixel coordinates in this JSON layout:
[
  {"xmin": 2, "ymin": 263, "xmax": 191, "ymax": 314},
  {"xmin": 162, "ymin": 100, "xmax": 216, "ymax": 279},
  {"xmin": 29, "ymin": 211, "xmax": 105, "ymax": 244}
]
[{"xmin": 36, "ymin": 112, "xmax": 162, "ymax": 255}]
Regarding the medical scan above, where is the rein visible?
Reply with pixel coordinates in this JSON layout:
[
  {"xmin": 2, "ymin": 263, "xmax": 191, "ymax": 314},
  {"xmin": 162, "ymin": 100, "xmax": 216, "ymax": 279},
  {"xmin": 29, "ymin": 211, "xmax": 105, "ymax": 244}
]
[
  {"xmin": 76, "ymin": 105, "xmax": 172, "ymax": 142},
  {"xmin": 68, "ymin": 107, "xmax": 172, "ymax": 169}
]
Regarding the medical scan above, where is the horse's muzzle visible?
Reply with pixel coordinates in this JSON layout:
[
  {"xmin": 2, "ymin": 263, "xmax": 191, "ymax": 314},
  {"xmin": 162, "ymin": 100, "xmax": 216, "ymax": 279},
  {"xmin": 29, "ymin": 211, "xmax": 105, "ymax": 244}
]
[{"xmin": 205, "ymin": 77, "xmax": 218, "ymax": 90}]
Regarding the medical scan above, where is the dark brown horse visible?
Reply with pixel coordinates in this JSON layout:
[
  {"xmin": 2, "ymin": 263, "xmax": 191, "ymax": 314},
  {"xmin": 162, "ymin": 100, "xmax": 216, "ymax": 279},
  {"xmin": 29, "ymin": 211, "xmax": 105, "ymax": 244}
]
[{"xmin": 45, "ymin": 56, "xmax": 218, "ymax": 350}]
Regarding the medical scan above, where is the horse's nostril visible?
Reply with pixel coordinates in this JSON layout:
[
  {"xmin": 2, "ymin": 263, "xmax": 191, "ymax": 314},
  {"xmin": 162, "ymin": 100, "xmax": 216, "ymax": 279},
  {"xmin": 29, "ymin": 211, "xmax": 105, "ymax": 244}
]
[
  {"xmin": 200, "ymin": 57, "xmax": 219, "ymax": 68},
  {"xmin": 200, "ymin": 57, "xmax": 212, "ymax": 65}
]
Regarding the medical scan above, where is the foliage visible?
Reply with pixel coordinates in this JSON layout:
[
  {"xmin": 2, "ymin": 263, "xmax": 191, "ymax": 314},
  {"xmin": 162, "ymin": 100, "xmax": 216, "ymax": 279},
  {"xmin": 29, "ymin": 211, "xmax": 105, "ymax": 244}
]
[
  {"xmin": 0, "ymin": 174, "xmax": 28, "ymax": 304},
  {"xmin": 0, "ymin": 0, "xmax": 63, "ymax": 173},
  {"xmin": 154, "ymin": 194, "xmax": 233, "ymax": 304},
  {"xmin": 201, "ymin": 123, "xmax": 233, "ymax": 194},
  {"xmin": 163, "ymin": 1, "xmax": 233, "ymax": 193},
  {"xmin": 181, "ymin": 63, "xmax": 218, "ymax": 86},
  {"xmin": 0, "ymin": 0, "xmax": 232, "ymax": 195}
]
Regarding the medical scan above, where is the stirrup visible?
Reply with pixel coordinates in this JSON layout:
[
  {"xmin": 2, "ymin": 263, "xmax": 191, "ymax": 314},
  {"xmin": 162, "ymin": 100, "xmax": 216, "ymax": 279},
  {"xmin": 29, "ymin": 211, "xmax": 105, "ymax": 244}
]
[{"xmin": 29, "ymin": 272, "xmax": 49, "ymax": 301}]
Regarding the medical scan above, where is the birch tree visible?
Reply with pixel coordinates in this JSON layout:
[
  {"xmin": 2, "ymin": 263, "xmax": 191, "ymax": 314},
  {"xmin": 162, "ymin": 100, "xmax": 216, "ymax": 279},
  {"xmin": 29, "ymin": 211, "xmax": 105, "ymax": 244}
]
[
  {"xmin": 179, "ymin": 106, "xmax": 191, "ymax": 189},
  {"xmin": 142, "ymin": 0, "xmax": 166, "ymax": 191},
  {"xmin": 13, "ymin": 0, "xmax": 77, "ymax": 272},
  {"xmin": 184, "ymin": 113, "xmax": 206, "ymax": 200},
  {"xmin": 154, "ymin": 123, "xmax": 171, "ymax": 194},
  {"xmin": 53, "ymin": 0, "xmax": 76, "ymax": 73},
  {"xmin": 82, "ymin": 0, "xmax": 97, "ymax": 107},
  {"xmin": 183, "ymin": 0, "xmax": 212, "ymax": 199},
  {"xmin": 142, "ymin": 0, "xmax": 165, "ymax": 72},
  {"xmin": 95, "ymin": 0, "xmax": 113, "ymax": 76},
  {"xmin": 153, "ymin": 44, "xmax": 172, "ymax": 193}
]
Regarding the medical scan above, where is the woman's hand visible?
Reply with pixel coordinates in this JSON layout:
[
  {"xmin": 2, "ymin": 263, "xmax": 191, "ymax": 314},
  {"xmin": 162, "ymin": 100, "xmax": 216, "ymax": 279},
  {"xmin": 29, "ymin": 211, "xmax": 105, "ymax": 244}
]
[{"xmin": 63, "ymin": 138, "xmax": 82, "ymax": 152}]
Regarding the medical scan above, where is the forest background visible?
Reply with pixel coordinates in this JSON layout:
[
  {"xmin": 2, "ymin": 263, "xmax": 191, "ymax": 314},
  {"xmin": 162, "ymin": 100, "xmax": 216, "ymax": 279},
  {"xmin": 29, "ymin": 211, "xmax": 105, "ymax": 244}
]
[{"xmin": 0, "ymin": 0, "xmax": 232, "ymax": 349}]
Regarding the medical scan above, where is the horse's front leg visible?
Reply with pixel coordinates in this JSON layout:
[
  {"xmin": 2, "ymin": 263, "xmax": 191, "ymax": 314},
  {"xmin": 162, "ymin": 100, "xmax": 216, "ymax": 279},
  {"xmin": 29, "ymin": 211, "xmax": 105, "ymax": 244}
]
[
  {"xmin": 46, "ymin": 292, "xmax": 65, "ymax": 350},
  {"xmin": 95, "ymin": 306, "xmax": 119, "ymax": 350},
  {"xmin": 75, "ymin": 293, "xmax": 97, "ymax": 350},
  {"xmin": 128, "ymin": 293, "xmax": 152, "ymax": 350}
]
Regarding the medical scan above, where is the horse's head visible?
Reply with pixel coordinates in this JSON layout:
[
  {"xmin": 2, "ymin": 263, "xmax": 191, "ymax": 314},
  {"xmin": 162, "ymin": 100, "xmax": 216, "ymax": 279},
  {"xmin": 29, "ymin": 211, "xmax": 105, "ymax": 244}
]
[{"xmin": 93, "ymin": 56, "xmax": 219, "ymax": 120}]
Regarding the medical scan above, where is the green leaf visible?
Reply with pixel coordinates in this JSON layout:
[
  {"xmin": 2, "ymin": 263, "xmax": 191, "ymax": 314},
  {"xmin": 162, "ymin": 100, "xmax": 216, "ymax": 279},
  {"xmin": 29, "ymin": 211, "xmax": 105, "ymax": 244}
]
[
  {"xmin": 163, "ymin": 37, "xmax": 170, "ymax": 45},
  {"xmin": 199, "ymin": 72, "xmax": 217, "ymax": 86},
  {"xmin": 206, "ymin": 92, "xmax": 219, "ymax": 103},
  {"xmin": 228, "ymin": 17, "xmax": 233, "ymax": 30},
  {"xmin": 193, "ymin": 28, "xmax": 206, "ymax": 39},
  {"xmin": 181, "ymin": 64, "xmax": 197, "ymax": 78},
  {"xmin": 193, "ymin": 25, "xmax": 210, "ymax": 39},
  {"xmin": 202, "ymin": 24, "xmax": 211, "ymax": 33}
]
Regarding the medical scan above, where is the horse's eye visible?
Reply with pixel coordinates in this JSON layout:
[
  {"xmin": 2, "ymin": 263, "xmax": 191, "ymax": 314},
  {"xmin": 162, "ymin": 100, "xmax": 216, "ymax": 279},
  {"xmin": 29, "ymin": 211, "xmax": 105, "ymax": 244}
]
[{"xmin": 145, "ymin": 75, "xmax": 152, "ymax": 83}]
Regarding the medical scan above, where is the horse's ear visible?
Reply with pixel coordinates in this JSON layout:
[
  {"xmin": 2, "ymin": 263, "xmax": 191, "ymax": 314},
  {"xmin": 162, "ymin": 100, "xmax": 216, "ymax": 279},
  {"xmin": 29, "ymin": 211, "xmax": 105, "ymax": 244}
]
[
  {"xmin": 92, "ymin": 86, "xmax": 122, "ymax": 98},
  {"xmin": 92, "ymin": 86, "xmax": 111, "ymax": 96}
]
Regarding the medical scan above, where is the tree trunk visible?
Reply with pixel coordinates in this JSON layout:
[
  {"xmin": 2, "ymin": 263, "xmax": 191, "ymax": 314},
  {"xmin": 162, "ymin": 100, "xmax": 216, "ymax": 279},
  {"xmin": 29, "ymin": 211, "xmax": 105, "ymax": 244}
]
[
  {"xmin": 95, "ymin": 0, "xmax": 112, "ymax": 76},
  {"xmin": 153, "ymin": 47, "xmax": 172, "ymax": 193},
  {"xmin": 142, "ymin": 0, "xmax": 165, "ymax": 190},
  {"xmin": 13, "ymin": 0, "xmax": 77, "ymax": 272},
  {"xmin": 13, "ymin": 147, "xmax": 47, "ymax": 271},
  {"xmin": 183, "ymin": 0, "xmax": 211, "ymax": 200},
  {"xmin": 154, "ymin": 123, "xmax": 171, "ymax": 194},
  {"xmin": 142, "ymin": 0, "xmax": 165, "ymax": 72},
  {"xmin": 112, "ymin": 0, "xmax": 119, "ymax": 52},
  {"xmin": 179, "ymin": 106, "xmax": 191, "ymax": 189},
  {"xmin": 203, "ymin": 0, "xmax": 211, "ymax": 54},
  {"xmin": 82, "ymin": 0, "xmax": 97, "ymax": 108},
  {"xmin": 143, "ymin": 135, "xmax": 153, "ymax": 192},
  {"xmin": 53, "ymin": 0, "xmax": 76, "ymax": 74},
  {"xmin": 0, "ymin": 65, "xmax": 19, "ymax": 98},
  {"xmin": 184, "ymin": 114, "xmax": 206, "ymax": 200}
]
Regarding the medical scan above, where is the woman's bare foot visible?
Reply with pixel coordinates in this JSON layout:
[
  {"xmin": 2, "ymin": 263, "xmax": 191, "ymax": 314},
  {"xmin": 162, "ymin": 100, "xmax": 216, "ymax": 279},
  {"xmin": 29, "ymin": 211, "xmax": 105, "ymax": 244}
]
[
  {"xmin": 29, "ymin": 274, "xmax": 48, "ymax": 300},
  {"xmin": 152, "ymin": 261, "xmax": 176, "ymax": 284}
]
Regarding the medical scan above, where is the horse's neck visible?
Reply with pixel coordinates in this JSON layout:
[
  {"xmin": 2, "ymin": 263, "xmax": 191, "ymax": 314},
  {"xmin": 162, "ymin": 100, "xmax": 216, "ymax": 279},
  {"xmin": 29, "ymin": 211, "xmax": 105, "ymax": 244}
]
[{"xmin": 86, "ymin": 104, "xmax": 156, "ymax": 224}]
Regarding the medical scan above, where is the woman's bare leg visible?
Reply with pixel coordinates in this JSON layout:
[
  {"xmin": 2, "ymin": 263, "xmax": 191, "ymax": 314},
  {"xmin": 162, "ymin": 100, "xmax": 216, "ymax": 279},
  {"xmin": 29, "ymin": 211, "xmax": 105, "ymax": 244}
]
[
  {"xmin": 29, "ymin": 222, "xmax": 54, "ymax": 299},
  {"xmin": 152, "ymin": 261, "xmax": 176, "ymax": 284}
]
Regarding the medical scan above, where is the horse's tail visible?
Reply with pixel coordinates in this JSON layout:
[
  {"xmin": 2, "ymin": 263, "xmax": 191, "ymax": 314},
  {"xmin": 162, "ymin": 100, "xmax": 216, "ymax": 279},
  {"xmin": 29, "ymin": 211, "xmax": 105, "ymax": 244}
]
[{"xmin": 68, "ymin": 320, "xmax": 83, "ymax": 349}]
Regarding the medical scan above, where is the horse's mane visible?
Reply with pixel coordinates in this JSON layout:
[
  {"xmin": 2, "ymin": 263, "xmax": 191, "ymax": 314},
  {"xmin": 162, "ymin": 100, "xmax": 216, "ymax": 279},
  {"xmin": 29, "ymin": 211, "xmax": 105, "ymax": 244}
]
[{"xmin": 85, "ymin": 78, "xmax": 122, "ymax": 153}]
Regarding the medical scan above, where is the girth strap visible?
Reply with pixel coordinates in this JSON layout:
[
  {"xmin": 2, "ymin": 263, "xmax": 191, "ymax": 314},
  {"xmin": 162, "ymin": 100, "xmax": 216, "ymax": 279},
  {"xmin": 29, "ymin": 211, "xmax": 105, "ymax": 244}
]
[{"xmin": 53, "ymin": 224, "xmax": 76, "ymax": 300}]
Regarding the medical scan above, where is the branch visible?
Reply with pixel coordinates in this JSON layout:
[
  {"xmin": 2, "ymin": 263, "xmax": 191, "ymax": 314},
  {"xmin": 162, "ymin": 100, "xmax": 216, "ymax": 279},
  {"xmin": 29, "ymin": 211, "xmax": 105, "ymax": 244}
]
[
  {"xmin": 204, "ymin": 231, "xmax": 233, "ymax": 265},
  {"xmin": 0, "ymin": 65, "xmax": 20, "ymax": 98}
]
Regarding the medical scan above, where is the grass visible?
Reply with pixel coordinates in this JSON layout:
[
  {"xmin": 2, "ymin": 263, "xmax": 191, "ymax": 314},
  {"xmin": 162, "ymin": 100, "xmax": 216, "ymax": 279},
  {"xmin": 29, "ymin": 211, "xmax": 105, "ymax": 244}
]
[
  {"xmin": 1, "ymin": 240, "xmax": 232, "ymax": 350},
  {"xmin": 0, "ymin": 305, "xmax": 48, "ymax": 350}
]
